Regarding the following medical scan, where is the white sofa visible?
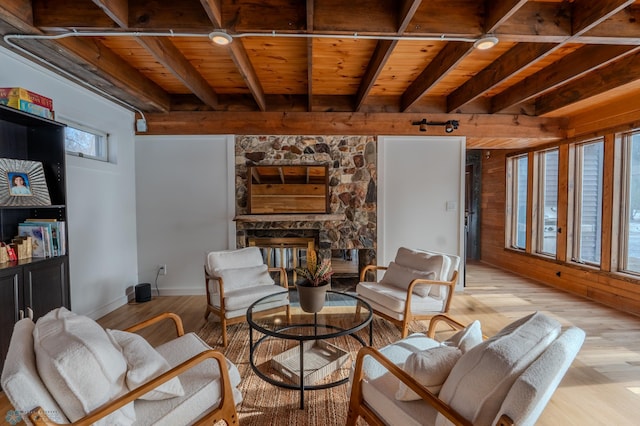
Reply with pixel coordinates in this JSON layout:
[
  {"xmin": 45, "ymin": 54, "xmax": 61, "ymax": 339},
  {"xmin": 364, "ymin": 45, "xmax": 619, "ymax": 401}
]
[
  {"xmin": 347, "ymin": 312, "xmax": 585, "ymax": 426},
  {"xmin": 1, "ymin": 308, "xmax": 242, "ymax": 425},
  {"xmin": 356, "ymin": 247, "xmax": 460, "ymax": 338}
]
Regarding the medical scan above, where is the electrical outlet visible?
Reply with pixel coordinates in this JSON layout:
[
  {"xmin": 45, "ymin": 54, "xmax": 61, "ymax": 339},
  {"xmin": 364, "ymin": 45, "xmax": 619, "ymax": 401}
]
[{"xmin": 159, "ymin": 264, "xmax": 167, "ymax": 275}]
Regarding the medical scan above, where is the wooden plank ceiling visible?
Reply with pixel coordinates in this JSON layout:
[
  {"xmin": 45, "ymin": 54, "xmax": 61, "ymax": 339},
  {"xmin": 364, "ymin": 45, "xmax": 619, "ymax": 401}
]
[{"xmin": 2, "ymin": 0, "xmax": 640, "ymax": 149}]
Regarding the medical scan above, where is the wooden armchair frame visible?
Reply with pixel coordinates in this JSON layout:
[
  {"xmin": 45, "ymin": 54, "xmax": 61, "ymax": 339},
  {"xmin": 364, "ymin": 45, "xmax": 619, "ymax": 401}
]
[
  {"xmin": 359, "ymin": 265, "xmax": 459, "ymax": 338},
  {"xmin": 205, "ymin": 266, "xmax": 290, "ymax": 346},
  {"xmin": 27, "ymin": 312, "xmax": 239, "ymax": 426},
  {"xmin": 347, "ymin": 315, "xmax": 512, "ymax": 426}
]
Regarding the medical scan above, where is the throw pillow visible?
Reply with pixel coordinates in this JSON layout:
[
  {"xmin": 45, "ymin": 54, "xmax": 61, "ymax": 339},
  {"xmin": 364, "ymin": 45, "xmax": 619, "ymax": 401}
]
[
  {"xmin": 396, "ymin": 345, "xmax": 462, "ymax": 401},
  {"xmin": 395, "ymin": 247, "xmax": 449, "ymax": 281},
  {"xmin": 212, "ymin": 264, "xmax": 275, "ymax": 290},
  {"xmin": 444, "ymin": 320, "xmax": 482, "ymax": 353},
  {"xmin": 436, "ymin": 312, "xmax": 562, "ymax": 426},
  {"xmin": 380, "ymin": 261, "xmax": 435, "ymax": 297},
  {"xmin": 107, "ymin": 329, "xmax": 185, "ymax": 401},
  {"xmin": 33, "ymin": 307, "xmax": 135, "ymax": 425},
  {"xmin": 206, "ymin": 247, "xmax": 265, "ymax": 273}
]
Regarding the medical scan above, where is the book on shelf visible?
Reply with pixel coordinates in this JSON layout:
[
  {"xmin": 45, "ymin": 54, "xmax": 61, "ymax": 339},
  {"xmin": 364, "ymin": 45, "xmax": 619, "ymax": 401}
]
[
  {"xmin": 17, "ymin": 223, "xmax": 49, "ymax": 258},
  {"xmin": 24, "ymin": 219, "xmax": 66, "ymax": 256}
]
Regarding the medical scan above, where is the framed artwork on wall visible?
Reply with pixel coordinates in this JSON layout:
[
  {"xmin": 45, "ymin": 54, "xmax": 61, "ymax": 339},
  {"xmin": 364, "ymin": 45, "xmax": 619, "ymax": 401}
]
[{"xmin": 0, "ymin": 158, "xmax": 51, "ymax": 206}]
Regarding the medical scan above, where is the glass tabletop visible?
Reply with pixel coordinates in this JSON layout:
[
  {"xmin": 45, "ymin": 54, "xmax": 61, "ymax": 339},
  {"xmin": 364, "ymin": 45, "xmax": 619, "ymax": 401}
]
[{"xmin": 247, "ymin": 289, "xmax": 373, "ymax": 340}]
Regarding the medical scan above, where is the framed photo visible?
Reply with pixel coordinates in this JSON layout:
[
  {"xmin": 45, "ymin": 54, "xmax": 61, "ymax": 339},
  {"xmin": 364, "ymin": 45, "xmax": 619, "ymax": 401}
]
[{"xmin": 0, "ymin": 158, "xmax": 51, "ymax": 206}]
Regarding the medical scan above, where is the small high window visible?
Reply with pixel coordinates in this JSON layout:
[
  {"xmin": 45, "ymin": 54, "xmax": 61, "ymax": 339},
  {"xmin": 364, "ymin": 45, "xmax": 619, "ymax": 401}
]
[{"xmin": 64, "ymin": 123, "xmax": 108, "ymax": 162}]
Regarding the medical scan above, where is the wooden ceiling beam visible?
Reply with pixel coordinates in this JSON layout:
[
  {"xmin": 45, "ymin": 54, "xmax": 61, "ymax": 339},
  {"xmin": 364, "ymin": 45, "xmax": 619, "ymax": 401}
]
[
  {"xmin": 571, "ymin": 0, "xmax": 635, "ymax": 35},
  {"xmin": 536, "ymin": 51, "xmax": 640, "ymax": 116},
  {"xmin": 200, "ymin": 0, "xmax": 266, "ymax": 111},
  {"xmin": 492, "ymin": 44, "xmax": 639, "ymax": 113},
  {"xmin": 484, "ymin": 0, "xmax": 529, "ymax": 33},
  {"xmin": 199, "ymin": 0, "xmax": 222, "ymax": 27},
  {"xmin": 355, "ymin": 0, "xmax": 422, "ymax": 112},
  {"xmin": 91, "ymin": 0, "xmax": 128, "ymax": 28},
  {"xmin": 401, "ymin": 42, "xmax": 472, "ymax": 112},
  {"xmin": 447, "ymin": 42, "xmax": 556, "ymax": 113},
  {"xmin": 141, "ymin": 111, "xmax": 566, "ymax": 140},
  {"xmin": 136, "ymin": 37, "xmax": 219, "ymax": 108},
  {"xmin": 0, "ymin": 1, "xmax": 170, "ymax": 112},
  {"xmin": 94, "ymin": 0, "xmax": 219, "ymax": 109}
]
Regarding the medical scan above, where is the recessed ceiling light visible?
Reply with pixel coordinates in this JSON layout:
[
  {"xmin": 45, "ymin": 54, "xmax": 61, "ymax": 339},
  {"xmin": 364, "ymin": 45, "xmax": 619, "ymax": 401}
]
[
  {"xmin": 209, "ymin": 31, "xmax": 233, "ymax": 46},
  {"xmin": 473, "ymin": 36, "xmax": 498, "ymax": 50}
]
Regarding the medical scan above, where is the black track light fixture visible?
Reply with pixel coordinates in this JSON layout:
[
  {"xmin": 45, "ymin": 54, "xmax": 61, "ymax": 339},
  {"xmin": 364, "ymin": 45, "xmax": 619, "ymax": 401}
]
[{"xmin": 411, "ymin": 118, "xmax": 459, "ymax": 133}]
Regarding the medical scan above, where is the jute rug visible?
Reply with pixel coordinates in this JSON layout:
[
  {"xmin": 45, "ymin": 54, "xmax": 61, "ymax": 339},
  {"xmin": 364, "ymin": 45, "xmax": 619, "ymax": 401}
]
[{"xmin": 197, "ymin": 313, "xmax": 429, "ymax": 426}]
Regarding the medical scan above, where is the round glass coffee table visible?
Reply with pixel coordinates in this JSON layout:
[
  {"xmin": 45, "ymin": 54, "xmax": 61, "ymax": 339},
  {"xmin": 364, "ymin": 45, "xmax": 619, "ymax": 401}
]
[{"xmin": 247, "ymin": 290, "xmax": 373, "ymax": 409}]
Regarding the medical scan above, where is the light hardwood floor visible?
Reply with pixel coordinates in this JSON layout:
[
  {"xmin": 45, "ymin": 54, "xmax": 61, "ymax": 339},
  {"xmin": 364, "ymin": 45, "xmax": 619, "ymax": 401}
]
[{"xmin": 1, "ymin": 261, "xmax": 639, "ymax": 425}]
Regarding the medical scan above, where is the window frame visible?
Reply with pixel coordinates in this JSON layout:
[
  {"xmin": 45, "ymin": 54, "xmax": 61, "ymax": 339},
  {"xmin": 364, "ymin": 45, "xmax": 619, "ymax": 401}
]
[
  {"xmin": 61, "ymin": 119, "xmax": 109, "ymax": 162},
  {"xmin": 534, "ymin": 148, "xmax": 559, "ymax": 257},
  {"xmin": 569, "ymin": 138, "xmax": 605, "ymax": 267},
  {"xmin": 506, "ymin": 153, "xmax": 529, "ymax": 251}
]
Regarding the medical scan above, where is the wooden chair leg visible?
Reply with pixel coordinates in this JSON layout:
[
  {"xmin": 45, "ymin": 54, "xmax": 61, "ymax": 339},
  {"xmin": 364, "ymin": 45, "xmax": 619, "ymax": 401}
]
[{"xmin": 221, "ymin": 317, "xmax": 228, "ymax": 347}]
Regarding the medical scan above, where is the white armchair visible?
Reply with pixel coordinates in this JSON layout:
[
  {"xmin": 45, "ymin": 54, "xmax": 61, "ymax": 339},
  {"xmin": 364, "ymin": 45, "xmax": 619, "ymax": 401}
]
[
  {"xmin": 205, "ymin": 246, "xmax": 290, "ymax": 346},
  {"xmin": 347, "ymin": 312, "xmax": 585, "ymax": 426},
  {"xmin": 356, "ymin": 247, "xmax": 460, "ymax": 338},
  {"xmin": 1, "ymin": 308, "xmax": 241, "ymax": 425}
]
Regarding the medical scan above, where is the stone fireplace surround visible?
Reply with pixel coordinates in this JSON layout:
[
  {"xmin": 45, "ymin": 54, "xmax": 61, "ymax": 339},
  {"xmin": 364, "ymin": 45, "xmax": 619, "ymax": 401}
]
[{"xmin": 234, "ymin": 135, "xmax": 377, "ymax": 276}]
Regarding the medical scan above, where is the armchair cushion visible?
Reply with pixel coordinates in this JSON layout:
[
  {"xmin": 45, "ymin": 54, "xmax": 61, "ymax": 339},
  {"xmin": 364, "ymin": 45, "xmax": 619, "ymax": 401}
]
[
  {"xmin": 1, "ymin": 319, "xmax": 68, "ymax": 425},
  {"xmin": 135, "ymin": 332, "xmax": 243, "ymax": 426},
  {"xmin": 380, "ymin": 261, "xmax": 435, "ymax": 297},
  {"xmin": 396, "ymin": 345, "xmax": 462, "ymax": 401},
  {"xmin": 356, "ymin": 281, "xmax": 446, "ymax": 319},
  {"xmin": 206, "ymin": 246, "xmax": 265, "ymax": 274},
  {"xmin": 436, "ymin": 312, "xmax": 562, "ymax": 426},
  {"xmin": 444, "ymin": 320, "xmax": 482, "ymax": 353},
  {"xmin": 32, "ymin": 307, "xmax": 134, "ymax": 425},
  {"xmin": 106, "ymin": 329, "xmax": 185, "ymax": 401},
  {"xmin": 210, "ymin": 264, "xmax": 274, "ymax": 290}
]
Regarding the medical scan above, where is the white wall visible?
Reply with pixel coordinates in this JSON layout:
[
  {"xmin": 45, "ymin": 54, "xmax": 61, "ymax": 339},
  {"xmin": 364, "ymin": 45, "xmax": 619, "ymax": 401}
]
[
  {"xmin": 378, "ymin": 136, "xmax": 465, "ymax": 286},
  {"xmin": 135, "ymin": 135, "xmax": 234, "ymax": 294},
  {"xmin": 0, "ymin": 46, "xmax": 139, "ymax": 318}
]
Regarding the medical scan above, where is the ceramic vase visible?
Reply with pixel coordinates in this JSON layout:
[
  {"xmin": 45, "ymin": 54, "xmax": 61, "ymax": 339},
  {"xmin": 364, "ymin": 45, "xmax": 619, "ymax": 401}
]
[{"xmin": 295, "ymin": 281, "xmax": 330, "ymax": 313}]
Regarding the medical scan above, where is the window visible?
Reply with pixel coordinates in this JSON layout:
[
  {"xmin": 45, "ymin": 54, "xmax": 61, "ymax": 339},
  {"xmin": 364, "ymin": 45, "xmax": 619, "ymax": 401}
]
[
  {"xmin": 64, "ymin": 123, "xmax": 108, "ymax": 162},
  {"xmin": 507, "ymin": 154, "xmax": 528, "ymax": 250},
  {"xmin": 572, "ymin": 139, "xmax": 604, "ymax": 265},
  {"xmin": 536, "ymin": 149, "xmax": 559, "ymax": 256},
  {"xmin": 620, "ymin": 131, "xmax": 640, "ymax": 274}
]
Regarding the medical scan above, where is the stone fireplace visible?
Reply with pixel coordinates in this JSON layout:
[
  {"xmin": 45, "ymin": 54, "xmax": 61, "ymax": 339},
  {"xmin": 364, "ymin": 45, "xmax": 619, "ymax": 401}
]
[{"xmin": 234, "ymin": 135, "xmax": 377, "ymax": 283}]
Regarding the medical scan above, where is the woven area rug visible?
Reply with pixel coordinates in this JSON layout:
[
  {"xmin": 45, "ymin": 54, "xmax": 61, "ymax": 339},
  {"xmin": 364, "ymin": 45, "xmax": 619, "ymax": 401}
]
[{"xmin": 197, "ymin": 314, "xmax": 424, "ymax": 425}]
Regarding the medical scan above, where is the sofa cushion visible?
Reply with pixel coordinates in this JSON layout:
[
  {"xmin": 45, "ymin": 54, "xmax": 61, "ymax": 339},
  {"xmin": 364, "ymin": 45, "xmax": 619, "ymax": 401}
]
[
  {"xmin": 436, "ymin": 312, "xmax": 561, "ymax": 426},
  {"xmin": 107, "ymin": 329, "xmax": 185, "ymax": 401},
  {"xmin": 33, "ymin": 307, "xmax": 135, "ymax": 425},
  {"xmin": 206, "ymin": 247, "xmax": 265, "ymax": 274},
  {"xmin": 396, "ymin": 345, "xmax": 462, "ymax": 401},
  {"xmin": 444, "ymin": 320, "xmax": 482, "ymax": 353},
  {"xmin": 210, "ymin": 264, "xmax": 274, "ymax": 291},
  {"xmin": 380, "ymin": 262, "xmax": 435, "ymax": 297},
  {"xmin": 1, "ymin": 318, "xmax": 68, "ymax": 425}
]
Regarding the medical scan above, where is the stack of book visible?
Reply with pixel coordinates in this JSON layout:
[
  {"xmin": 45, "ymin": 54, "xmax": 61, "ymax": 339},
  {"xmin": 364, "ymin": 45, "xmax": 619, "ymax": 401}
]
[
  {"xmin": 0, "ymin": 87, "xmax": 54, "ymax": 120},
  {"xmin": 17, "ymin": 219, "xmax": 66, "ymax": 258}
]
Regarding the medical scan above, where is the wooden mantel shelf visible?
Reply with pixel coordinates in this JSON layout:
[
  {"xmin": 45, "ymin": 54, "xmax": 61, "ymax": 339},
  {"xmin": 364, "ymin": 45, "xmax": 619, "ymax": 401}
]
[{"xmin": 234, "ymin": 213, "xmax": 346, "ymax": 222}]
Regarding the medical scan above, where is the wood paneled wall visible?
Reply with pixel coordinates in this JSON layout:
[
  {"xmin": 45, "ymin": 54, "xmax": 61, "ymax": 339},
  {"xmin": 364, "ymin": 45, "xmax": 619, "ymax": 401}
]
[{"xmin": 480, "ymin": 149, "xmax": 640, "ymax": 317}]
